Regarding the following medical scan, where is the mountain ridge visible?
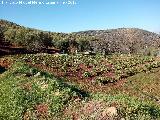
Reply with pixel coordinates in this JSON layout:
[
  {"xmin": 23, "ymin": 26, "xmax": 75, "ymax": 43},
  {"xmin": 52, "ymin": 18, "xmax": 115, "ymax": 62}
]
[
  {"xmin": 0, "ymin": 19, "xmax": 159, "ymax": 34},
  {"xmin": 0, "ymin": 19, "xmax": 160, "ymax": 55}
]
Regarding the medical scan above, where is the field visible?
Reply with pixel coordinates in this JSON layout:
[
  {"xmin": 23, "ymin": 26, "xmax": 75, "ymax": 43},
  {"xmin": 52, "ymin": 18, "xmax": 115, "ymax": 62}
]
[{"xmin": 0, "ymin": 53, "xmax": 160, "ymax": 120}]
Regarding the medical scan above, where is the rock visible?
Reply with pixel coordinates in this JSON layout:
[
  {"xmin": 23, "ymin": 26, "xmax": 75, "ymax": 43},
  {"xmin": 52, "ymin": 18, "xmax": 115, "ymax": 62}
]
[
  {"xmin": 83, "ymin": 51, "xmax": 90, "ymax": 55},
  {"xmin": 34, "ymin": 72, "xmax": 41, "ymax": 77},
  {"xmin": 102, "ymin": 107, "xmax": 118, "ymax": 117},
  {"xmin": 42, "ymin": 61, "xmax": 46, "ymax": 65}
]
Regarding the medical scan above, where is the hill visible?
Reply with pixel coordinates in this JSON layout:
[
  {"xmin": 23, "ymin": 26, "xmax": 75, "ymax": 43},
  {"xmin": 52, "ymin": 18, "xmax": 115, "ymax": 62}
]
[
  {"xmin": 76, "ymin": 28, "xmax": 160, "ymax": 54},
  {"xmin": 0, "ymin": 19, "xmax": 93, "ymax": 55},
  {"xmin": 0, "ymin": 19, "xmax": 160, "ymax": 55},
  {"xmin": 1, "ymin": 20, "xmax": 160, "ymax": 120},
  {"xmin": 0, "ymin": 54, "xmax": 160, "ymax": 119}
]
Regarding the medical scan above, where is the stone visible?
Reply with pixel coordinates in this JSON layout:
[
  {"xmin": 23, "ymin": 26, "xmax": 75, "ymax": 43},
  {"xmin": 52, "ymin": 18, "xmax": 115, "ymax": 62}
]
[
  {"xmin": 102, "ymin": 107, "xmax": 118, "ymax": 117},
  {"xmin": 34, "ymin": 72, "xmax": 41, "ymax": 77}
]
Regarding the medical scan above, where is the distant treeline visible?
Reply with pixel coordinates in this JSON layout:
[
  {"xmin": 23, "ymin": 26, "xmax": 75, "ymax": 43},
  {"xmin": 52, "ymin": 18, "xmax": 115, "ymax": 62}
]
[
  {"xmin": 0, "ymin": 19, "xmax": 160, "ymax": 55},
  {"xmin": 0, "ymin": 20, "xmax": 94, "ymax": 54}
]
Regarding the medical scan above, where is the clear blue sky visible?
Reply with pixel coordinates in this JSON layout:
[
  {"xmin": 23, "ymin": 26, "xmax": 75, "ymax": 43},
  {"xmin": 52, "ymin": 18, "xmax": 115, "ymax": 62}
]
[{"xmin": 0, "ymin": 0, "xmax": 160, "ymax": 33}]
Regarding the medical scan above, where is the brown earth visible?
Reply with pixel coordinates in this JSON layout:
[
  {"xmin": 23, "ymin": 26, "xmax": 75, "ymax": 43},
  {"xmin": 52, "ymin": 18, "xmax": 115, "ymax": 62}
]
[{"xmin": 27, "ymin": 62, "xmax": 127, "ymax": 93}]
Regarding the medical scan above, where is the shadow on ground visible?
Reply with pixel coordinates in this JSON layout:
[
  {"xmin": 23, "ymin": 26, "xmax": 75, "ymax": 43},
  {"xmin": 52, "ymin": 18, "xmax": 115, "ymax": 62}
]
[{"xmin": 0, "ymin": 66, "xmax": 6, "ymax": 74}]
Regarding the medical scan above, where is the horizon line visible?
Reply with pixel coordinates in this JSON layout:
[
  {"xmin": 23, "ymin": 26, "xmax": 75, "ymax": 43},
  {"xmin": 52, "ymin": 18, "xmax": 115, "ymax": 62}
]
[{"xmin": 0, "ymin": 19, "xmax": 159, "ymax": 34}]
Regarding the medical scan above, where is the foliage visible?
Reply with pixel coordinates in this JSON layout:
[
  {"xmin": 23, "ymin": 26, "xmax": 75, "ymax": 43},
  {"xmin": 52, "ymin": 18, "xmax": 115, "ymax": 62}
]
[
  {"xmin": 0, "ymin": 54, "xmax": 160, "ymax": 119},
  {"xmin": 0, "ymin": 62, "xmax": 87, "ymax": 119},
  {"xmin": 76, "ymin": 28, "xmax": 160, "ymax": 54},
  {"xmin": 0, "ymin": 27, "xmax": 4, "ymax": 43},
  {"xmin": 1, "ymin": 19, "xmax": 160, "ymax": 54},
  {"xmin": 17, "ymin": 54, "xmax": 160, "ymax": 84},
  {"xmin": 91, "ymin": 93, "xmax": 160, "ymax": 120}
]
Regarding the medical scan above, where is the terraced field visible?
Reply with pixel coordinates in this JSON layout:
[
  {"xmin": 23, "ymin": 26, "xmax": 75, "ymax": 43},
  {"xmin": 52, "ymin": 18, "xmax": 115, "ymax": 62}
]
[{"xmin": 0, "ymin": 54, "xmax": 160, "ymax": 120}]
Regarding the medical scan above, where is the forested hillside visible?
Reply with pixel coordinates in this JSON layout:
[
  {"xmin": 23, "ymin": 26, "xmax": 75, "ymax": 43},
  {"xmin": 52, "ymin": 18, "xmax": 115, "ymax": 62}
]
[
  {"xmin": 0, "ymin": 19, "xmax": 160, "ymax": 55},
  {"xmin": 76, "ymin": 28, "xmax": 160, "ymax": 54}
]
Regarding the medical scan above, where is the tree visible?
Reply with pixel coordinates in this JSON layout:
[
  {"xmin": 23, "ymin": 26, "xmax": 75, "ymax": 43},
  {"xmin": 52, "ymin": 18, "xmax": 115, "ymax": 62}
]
[
  {"xmin": 4, "ymin": 28, "xmax": 16, "ymax": 43},
  {"xmin": 55, "ymin": 39, "xmax": 69, "ymax": 53},
  {"xmin": 77, "ymin": 39, "xmax": 90, "ymax": 52},
  {"xmin": 15, "ymin": 28, "xmax": 29, "ymax": 46},
  {"xmin": 68, "ymin": 39, "xmax": 78, "ymax": 54},
  {"xmin": 24, "ymin": 31, "xmax": 43, "ymax": 52},
  {"xmin": 0, "ymin": 27, "xmax": 4, "ymax": 41},
  {"xmin": 38, "ymin": 32, "xmax": 53, "ymax": 47},
  {"xmin": 24, "ymin": 31, "xmax": 52, "ymax": 52}
]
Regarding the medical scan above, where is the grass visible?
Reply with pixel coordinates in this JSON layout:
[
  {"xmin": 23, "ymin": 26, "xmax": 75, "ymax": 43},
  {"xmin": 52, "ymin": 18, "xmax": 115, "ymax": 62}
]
[
  {"xmin": 91, "ymin": 93, "xmax": 160, "ymax": 120},
  {"xmin": 0, "ymin": 62, "xmax": 88, "ymax": 119},
  {"xmin": 114, "ymin": 68, "xmax": 160, "ymax": 103},
  {"xmin": 16, "ymin": 54, "xmax": 160, "ymax": 84},
  {"xmin": 63, "ymin": 93, "xmax": 160, "ymax": 120},
  {"xmin": 0, "ymin": 55, "xmax": 160, "ymax": 119}
]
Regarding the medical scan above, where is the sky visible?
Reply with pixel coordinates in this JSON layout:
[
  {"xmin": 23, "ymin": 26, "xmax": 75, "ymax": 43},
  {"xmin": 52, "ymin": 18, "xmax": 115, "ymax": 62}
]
[{"xmin": 0, "ymin": 0, "xmax": 160, "ymax": 33}]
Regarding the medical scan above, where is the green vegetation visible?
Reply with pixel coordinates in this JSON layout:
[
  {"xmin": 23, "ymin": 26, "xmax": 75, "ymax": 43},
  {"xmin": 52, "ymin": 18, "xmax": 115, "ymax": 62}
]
[
  {"xmin": 17, "ymin": 54, "xmax": 160, "ymax": 84},
  {"xmin": 0, "ymin": 19, "xmax": 160, "ymax": 55},
  {"xmin": 0, "ymin": 19, "xmax": 94, "ymax": 53},
  {"xmin": 91, "ymin": 93, "xmax": 160, "ymax": 120},
  {"xmin": 0, "ymin": 59, "xmax": 160, "ymax": 119},
  {"xmin": 0, "ymin": 62, "xmax": 88, "ymax": 119},
  {"xmin": 1, "ymin": 54, "xmax": 160, "ymax": 119},
  {"xmin": 0, "ymin": 19, "xmax": 160, "ymax": 120}
]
